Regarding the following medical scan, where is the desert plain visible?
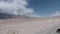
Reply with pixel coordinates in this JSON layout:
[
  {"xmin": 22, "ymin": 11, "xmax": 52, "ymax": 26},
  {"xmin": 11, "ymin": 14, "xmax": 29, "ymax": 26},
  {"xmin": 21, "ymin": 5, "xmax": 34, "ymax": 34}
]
[{"xmin": 0, "ymin": 17, "xmax": 60, "ymax": 34}]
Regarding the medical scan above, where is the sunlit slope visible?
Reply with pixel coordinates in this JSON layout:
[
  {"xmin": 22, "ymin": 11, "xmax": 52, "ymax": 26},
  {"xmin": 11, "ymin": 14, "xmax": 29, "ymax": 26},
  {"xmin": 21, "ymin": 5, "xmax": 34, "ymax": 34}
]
[{"xmin": 0, "ymin": 17, "xmax": 60, "ymax": 34}]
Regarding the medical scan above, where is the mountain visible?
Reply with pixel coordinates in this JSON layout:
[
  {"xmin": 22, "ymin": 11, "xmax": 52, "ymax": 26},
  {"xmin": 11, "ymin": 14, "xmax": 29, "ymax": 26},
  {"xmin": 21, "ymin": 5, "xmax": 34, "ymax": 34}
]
[
  {"xmin": 0, "ymin": 13, "xmax": 13, "ymax": 19},
  {"xmin": 0, "ymin": 13, "xmax": 33, "ymax": 19}
]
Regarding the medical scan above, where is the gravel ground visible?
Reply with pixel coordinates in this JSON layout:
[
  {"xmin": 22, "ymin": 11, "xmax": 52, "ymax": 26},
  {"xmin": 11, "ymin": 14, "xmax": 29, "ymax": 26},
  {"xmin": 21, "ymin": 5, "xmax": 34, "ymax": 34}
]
[{"xmin": 0, "ymin": 18, "xmax": 60, "ymax": 34}]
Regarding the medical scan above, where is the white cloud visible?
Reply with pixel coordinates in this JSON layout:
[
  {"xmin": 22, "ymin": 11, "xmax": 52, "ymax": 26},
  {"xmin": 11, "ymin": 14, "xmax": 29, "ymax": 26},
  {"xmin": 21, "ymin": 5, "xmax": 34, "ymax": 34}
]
[
  {"xmin": 49, "ymin": 11, "xmax": 60, "ymax": 17},
  {"xmin": 0, "ymin": 0, "xmax": 41, "ymax": 17}
]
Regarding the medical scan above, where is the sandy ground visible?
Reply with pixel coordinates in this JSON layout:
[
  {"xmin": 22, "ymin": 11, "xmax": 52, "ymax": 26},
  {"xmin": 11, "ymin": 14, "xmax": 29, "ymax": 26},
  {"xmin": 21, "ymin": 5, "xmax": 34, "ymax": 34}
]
[{"xmin": 0, "ymin": 18, "xmax": 60, "ymax": 34}]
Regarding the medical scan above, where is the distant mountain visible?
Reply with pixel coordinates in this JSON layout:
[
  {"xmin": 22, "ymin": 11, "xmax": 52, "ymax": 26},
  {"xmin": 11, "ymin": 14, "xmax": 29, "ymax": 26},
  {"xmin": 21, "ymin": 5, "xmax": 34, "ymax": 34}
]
[
  {"xmin": 0, "ymin": 13, "xmax": 13, "ymax": 19},
  {"xmin": 0, "ymin": 13, "xmax": 32, "ymax": 19}
]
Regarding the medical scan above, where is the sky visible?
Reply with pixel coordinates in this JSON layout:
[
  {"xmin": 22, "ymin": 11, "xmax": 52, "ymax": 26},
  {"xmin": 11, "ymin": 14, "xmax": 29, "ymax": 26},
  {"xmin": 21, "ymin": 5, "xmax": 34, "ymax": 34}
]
[
  {"xmin": 27, "ymin": 0, "xmax": 60, "ymax": 17},
  {"xmin": 0, "ymin": 0, "xmax": 60, "ymax": 17}
]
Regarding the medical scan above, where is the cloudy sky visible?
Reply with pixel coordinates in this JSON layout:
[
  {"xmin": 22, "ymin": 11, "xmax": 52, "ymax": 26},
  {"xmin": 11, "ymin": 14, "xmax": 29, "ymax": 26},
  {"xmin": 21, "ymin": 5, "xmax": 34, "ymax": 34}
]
[
  {"xmin": 0, "ymin": 0, "xmax": 60, "ymax": 17},
  {"xmin": 28, "ymin": 0, "xmax": 60, "ymax": 17}
]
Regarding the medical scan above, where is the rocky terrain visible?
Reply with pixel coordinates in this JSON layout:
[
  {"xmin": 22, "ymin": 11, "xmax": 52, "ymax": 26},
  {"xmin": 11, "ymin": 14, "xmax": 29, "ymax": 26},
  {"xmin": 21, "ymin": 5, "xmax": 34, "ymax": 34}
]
[{"xmin": 0, "ymin": 16, "xmax": 59, "ymax": 34}]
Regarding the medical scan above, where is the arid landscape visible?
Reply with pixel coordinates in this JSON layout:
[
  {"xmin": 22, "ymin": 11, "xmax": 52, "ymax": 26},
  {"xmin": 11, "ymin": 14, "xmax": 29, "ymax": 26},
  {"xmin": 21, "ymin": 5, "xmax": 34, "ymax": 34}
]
[
  {"xmin": 0, "ymin": 0, "xmax": 60, "ymax": 34},
  {"xmin": 0, "ymin": 17, "xmax": 60, "ymax": 34}
]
